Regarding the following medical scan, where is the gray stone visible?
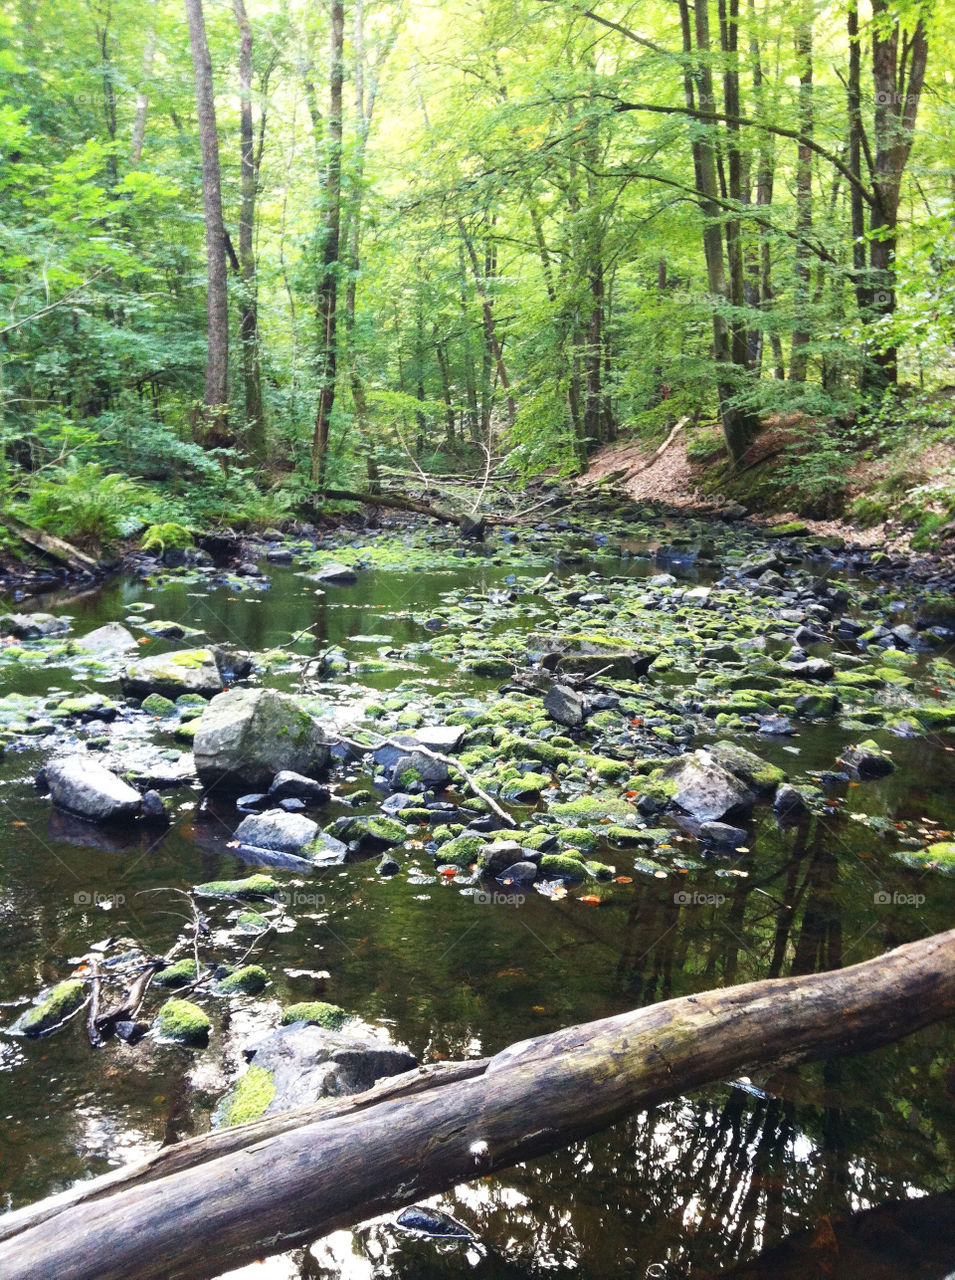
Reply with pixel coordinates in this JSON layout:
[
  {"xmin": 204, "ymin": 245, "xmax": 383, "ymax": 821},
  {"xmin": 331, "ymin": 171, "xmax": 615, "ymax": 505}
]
[
  {"xmin": 774, "ymin": 783, "xmax": 810, "ymax": 819},
  {"xmin": 121, "ymin": 647, "xmax": 224, "ymax": 699},
  {"xmin": 308, "ymin": 831, "xmax": 350, "ymax": 867},
  {"xmin": 141, "ymin": 790, "xmax": 170, "ymax": 825},
  {"xmin": 267, "ymin": 771, "xmax": 330, "ymax": 805},
  {"xmin": 498, "ymin": 860, "xmax": 538, "ymax": 885},
  {"xmin": 699, "ymin": 821, "xmax": 748, "ymax": 848},
  {"xmin": 234, "ymin": 809, "xmax": 320, "ymax": 855},
  {"xmin": 193, "ymin": 688, "xmax": 329, "ymax": 789},
  {"xmin": 477, "ymin": 840, "xmax": 525, "ymax": 875},
  {"xmin": 543, "ymin": 683, "xmax": 586, "ymax": 728},
  {"xmin": 44, "ymin": 755, "xmax": 142, "ymax": 823},
  {"xmin": 414, "ymin": 724, "xmax": 466, "ymax": 752},
  {"xmin": 738, "ymin": 553, "xmax": 784, "ymax": 579},
  {"xmin": 309, "ymin": 561, "xmax": 358, "ymax": 585},
  {"xmin": 0, "ymin": 612, "xmax": 69, "ymax": 639},
  {"xmin": 840, "ymin": 741, "xmax": 895, "ymax": 780},
  {"xmin": 391, "ymin": 750, "xmax": 450, "ymax": 790},
  {"xmin": 662, "ymin": 750, "xmax": 756, "ymax": 823},
  {"xmin": 782, "ymin": 657, "xmax": 834, "ymax": 681},
  {"xmin": 242, "ymin": 1023, "xmax": 417, "ymax": 1115},
  {"xmin": 73, "ymin": 622, "xmax": 138, "ymax": 654}
]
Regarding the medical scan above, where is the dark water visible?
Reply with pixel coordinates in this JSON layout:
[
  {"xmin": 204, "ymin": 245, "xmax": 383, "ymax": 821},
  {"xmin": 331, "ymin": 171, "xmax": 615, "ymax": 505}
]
[{"xmin": 0, "ymin": 545, "xmax": 953, "ymax": 1280}]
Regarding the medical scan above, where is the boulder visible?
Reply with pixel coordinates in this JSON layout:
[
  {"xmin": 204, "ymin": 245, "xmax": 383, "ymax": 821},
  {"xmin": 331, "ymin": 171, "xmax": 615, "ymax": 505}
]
[
  {"xmin": 73, "ymin": 622, "xmax": 138, "ymax": 655},
  {"xmin": 44, "ymin": 755, "xmax": 142, "ymax": 823},
  {"xmin": 840, "ymin": 740, "xmax": 895, "ymax": 780},
  {"xmin": 193, "ymin": 688, "xmax": 329, "ymax": 789},
  {"xmin": 543, "ymin": 683, "xmax": 586, "ymax": 728},
  {"xmin": 121, "ymin": 648, "xmax": 224, "ymax": 699},
  {"xmin": 239, "ymin": 1023, "xmax": 417, "ymax": 1116},
  {"xmin": 662, "ymin": 751, "xmax": 756, "ymax": 823},
  {"xmin": 774, "ymin": 783, "xmax": 810, "ymax": 820},
  {"xmin": 532, "ymin": 634, "xmax": 658, "ymax": 679},
  {"xmin": 390, "ymin": 750, "xmax": 450, "ymax": 790},
  {"xmin": 234, "ymin": 809, "xmax": 320, "ymax": 856},
  {"xmin": 308, "ymin": 562, "xmax": 358, "ymax": 585},
  {"xmin": 698, "ymin": 821, "xmax": 748, "ymax": 848},
  {"xmin": 709, "ymin": 741, "xmax": 785, "ymax": 794},
  {"xmin": 0, "ymin": 612, "xmax": 68, "ymax": 639},
  {"xmin": 413, "ymin": 724, "xmax": 466, "ymax": 753}
]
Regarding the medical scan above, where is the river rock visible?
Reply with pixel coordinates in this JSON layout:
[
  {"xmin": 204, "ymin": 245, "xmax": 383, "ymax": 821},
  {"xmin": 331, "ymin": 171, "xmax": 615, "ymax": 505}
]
[
  {"xmin": 309, "ymin": 561, "xmax": 358, "ymax": 585},
  {"xmin": 240, "ymin": 1023, "xmax": 418, "ymax": 1115},
  {"xmin": 234, "ymin": 809, "xmax": 320, "ymax": 855},
  {"xmin": 193, "ymin": 688, "xmax": 329, "ymax": 789},
  {"xmin": 121, "ymin": 647, "xmax": 225, "ymax": 699},
  {"xmin": 662, "ymin": 750, "xmax": 756, "ymax": 823},
  {"xmin": 44, "ymin": 755, "xmax": 142, "ymax": 822},
  {"xmin": 73, "ymin": 622, "xmax": 138, "ymax": 654},
  {"xmin": 0, "ymin": 612, "xmax": 69, "ymax": 639},
  {"xmin": 840, "ymin": 740, "xmax": 895, "ymax": 780},
  {"xmin": 698, "ymin": 821, "xmax": 748, "ymax": 848},
  {"xmin": 774, "ymin": 783, "xmax": 810, "ymax": 819},
  {"xmin": 390, "ymin": 750, "xmax": 450, "ymax": 790},
  {"xmin": 267, "ymin": 771, "xmax": 330, "ymax": 805},
  {"xmin": 543, "ymin": 683, "xmax": 586, "ymax": 728},
  {"xmin": 413, "ymin": 724, "xmax": 466, "ymax": 752}
]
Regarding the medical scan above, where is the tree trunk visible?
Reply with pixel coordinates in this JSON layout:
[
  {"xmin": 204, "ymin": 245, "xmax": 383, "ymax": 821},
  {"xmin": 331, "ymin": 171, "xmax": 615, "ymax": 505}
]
[
  {"xmin": 866, "ymin": 0, "xmax": 929, "ymax": 391},
  {"xmin": 1, "ymin": 930, "xmax": 952, "ymax": 1280},
  {"xmin": 129, "ymin": 31, "xmax": 155, "ymax": 165},
  {"xmin": 233, "ymin": 0, "xmax": 265, "ymax": 461},
  {"xmin": 309, "ymin": 0, "xmax": 345, "ymax": 487},
  {"xmin": 790, "ymin": 6, "xmax": 814, "ymax": 382},
  {"xmin": 185, "ymin": 0, "xmax": 230, "ymax": 444},
  {"xmin": 846, "ymin": 0, "xmax": 867, "ymax": 314}
]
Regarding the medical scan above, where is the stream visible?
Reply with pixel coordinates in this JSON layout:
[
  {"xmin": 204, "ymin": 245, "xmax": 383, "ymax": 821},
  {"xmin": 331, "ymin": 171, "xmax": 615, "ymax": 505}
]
[{"xmin": 0, "ymin": 507, "xmax": 953, "ymax": 1279}]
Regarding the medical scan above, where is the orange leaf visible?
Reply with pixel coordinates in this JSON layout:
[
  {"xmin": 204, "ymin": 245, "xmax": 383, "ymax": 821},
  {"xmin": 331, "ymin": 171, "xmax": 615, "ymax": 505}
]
[
  {"xmin": 579, "ymin": 894, "xmax": 601, "ymax": 904},
  {"xmin": 614, "ymin": 876, "xmax": 633, "ymax": 883}
]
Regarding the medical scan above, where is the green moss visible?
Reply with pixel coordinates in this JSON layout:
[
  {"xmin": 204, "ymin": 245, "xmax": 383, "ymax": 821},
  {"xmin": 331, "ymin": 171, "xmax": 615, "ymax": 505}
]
[
  {"xmin": 915, "ymin": 705, "xmax": 955, "ymax": 729},
  {"xmin": 281, "ymin": 1001, "xmax": 348, "ymax": 1029},
  {"xmin": 193, "ymin": 874, "xmax": 278, "ymax": 899},
  {"xmin": 587, "ymin": 755, "xmax": 631, "ymax": 782},
  {"xmin": 437, "ymin": 834, "xmax": 484, "ymax": 867},
  {"xmin": 549, "ymin": 794, "xmax": 636, "ymax": 824},
  {"xmin": 154, "ymin": 959, "xmax": 202, "ymax": 988},
  {"xmin": 16, "ymin": 979, "xmax": 86, "ymax": 1036},
  {"xmin": 540, "ymin": 853, "xmax": 596, "ymax": 880},
  {"xmin": 897, "ymin": 842, "xmax": 955, "ymax": 873},
  {"xmin": 142, "ymin": 693, "xmax": 177, "ymax": 717},
  {"xmin": 235, "ymin": 910, "xmax": 271, "ymax": 934},
  {"xmin": 153, "ymin": 998, "xmax": 212, "ymax": 1046},
  {"xmin": 175, "ymin": 719, "xmax": 199, "ymax": 741},
  {"xmin": 141, "ymin": 522, "xmax": 194, "ymax": 553},
  {"xmin": 710, "ymin": 741, "xmax": 785, "ymax": 791},
  {"xmin": 222, "ymin": 1064, "xmax": 275, "ymax": 1126},
  {"xmin": 215, "ymin": 965, "xmax": 268, "ymax": 995},
  {"xmin": 559, "ymin": 827, "xmax": 599, "ymax": 852}
]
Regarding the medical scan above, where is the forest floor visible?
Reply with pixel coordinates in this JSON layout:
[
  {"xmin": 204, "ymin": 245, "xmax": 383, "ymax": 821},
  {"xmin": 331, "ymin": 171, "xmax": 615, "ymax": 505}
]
[{"xmin": 579, "ymin": 429, "xmax": 955, "ymax": 555}]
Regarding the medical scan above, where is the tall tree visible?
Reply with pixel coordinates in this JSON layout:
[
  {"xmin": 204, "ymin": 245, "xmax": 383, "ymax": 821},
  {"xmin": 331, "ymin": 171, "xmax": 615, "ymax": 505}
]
[
  {"xmin": 309, "ymin": 0, "xmax": 345, "ymax": 487},
  {"xmin": 233, "ymin": 0, "xmax": 265, "ymax": 460},
  {"xmin": 185, "ymin": 0, "xmax": 230, "ymax": 443}
]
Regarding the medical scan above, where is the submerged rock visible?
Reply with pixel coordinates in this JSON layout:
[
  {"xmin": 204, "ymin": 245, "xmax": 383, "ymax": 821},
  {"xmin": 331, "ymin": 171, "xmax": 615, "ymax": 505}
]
[
  {"xmin": 193, "ymin": 688, "xmax": 329, "ymax": 789},
  {"xmin": 309, "ymin": 561, "xmax": 358, "ymax": 585},
  {"xmin": 840, "ymin": 739, "xmax": 895, "ymax": 780},
  {"xmin": 43, "ymin": 755, "xmax": 142, "ymax": 823}
]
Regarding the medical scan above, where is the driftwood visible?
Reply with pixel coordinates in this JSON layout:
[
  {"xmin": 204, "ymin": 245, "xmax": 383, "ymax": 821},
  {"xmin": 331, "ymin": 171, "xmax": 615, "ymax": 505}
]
[
  {"xmin": 0, "ymin": 516, "xmax": 99, "ymax": 573},
  {"xmin": 0, "ymin": 929, "xmax": 952, "ymax": 1280}
]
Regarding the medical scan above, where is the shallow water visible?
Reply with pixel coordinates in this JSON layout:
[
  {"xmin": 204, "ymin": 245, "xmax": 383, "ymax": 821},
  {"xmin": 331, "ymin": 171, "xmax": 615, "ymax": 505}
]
[{"xmin": 0, "ymin": 526, "xmax": 953, "ymax": 1279}]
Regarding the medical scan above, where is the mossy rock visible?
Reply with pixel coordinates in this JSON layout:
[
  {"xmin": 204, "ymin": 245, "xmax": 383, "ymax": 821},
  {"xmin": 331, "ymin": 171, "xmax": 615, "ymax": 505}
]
[
  {"xmin": 916, "ymin": 705, "xmax": 955, "ymax": 729},
  {"xmin": 280, "ymin": 1001, "xmax": 348, "ymax": 1029},
  {"xmin": 539, "ymin": 853, "xmax": 612, "ymax": 880},
  {"xmin": 14, "ymin": 980, "xmax": 86, "ymax": 1036},
  {"xmin": 153, "ymin": 998, "xmax": 212, "ymax": 1047},
  {"xmin": 234, "ymin": 910, "xmax": 271, "ymax": 934},
  {"xmin": 710, "ymin": 741, "xmax": 785, "ymax": 792},
  {"xmin": 558, "ymin": 827, "xmax": 599, "ymax": 852},
  {"xmin": 900, "ymin": 841, "xmax": 955, "ymax": 873},
  {"xmin": 175, "ymin": 719, "xmax": 199, "ymax": 741},
  {"xmin": 587, "ymin": 755, "xmax": 631, "ymax": 782},
  {"xmin": 466, "ymin": 658, "xmax": 513, "ymax": 678},
  {"xmin": 436, "ymin": 834, "xmax": 484, "ymax": 868},
  {"xmin": 549, "ymin": 795, "xmax": 636, "ymax": 825},
  {"xmin": 193, "ymin": 874, "xmax": 278, "ymax": 900},
  {"xmin": 220, "ymin": 1064, "xmax": 276, "ymax": 1126},
  {"xmin": 215, "ymin": 965, "xmax": 268, "ymax": 995},
  {"xmin": 154, "ymin": 959, "xmax": 202, "ymax": 989},
  {"xmin": 142, "ymin": 693, "xmax": 177, "ymax": 717}
]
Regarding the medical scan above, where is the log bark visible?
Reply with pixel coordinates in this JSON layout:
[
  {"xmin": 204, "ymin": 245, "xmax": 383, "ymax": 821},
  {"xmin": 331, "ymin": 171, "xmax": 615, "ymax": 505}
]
[
  {"xmin": 0, "ymin": 929, "xmax": 952, "ymax": 1280},
  {"xmin": 0, "ymin": 516, "xmax": 99, "ymax": 573}
]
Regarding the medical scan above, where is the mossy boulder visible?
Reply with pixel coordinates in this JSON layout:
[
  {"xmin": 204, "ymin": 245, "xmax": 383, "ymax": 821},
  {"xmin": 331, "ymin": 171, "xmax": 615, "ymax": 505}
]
[
  {"xmin": 193, "ymin": 873, "xmax": 278, "ymax": 900},
  {"xmin": 437, "ymin": 834, "xmax": 484, "ymax": 868},
  {"xmin": 153, "ymin": 998, "xmax": 212, "ymax": 1047},
  {"xmin": 121, "ymin": 647, "xmax": 224, "ymax": 699},
  {"xmin": 219, "ymin": 1064, "xmax": 276, "ymax": 1126},
  {"xmin": 154, "ymin": 959, "xmax": 202, "ymax": 989},
  {"xmin": 14, "ymin": 980, "xmax": 86, "ymax": 1036},
  {"xmin": 549, "ymin": 794, "xmax": 636, "ymax": 825},
  {"xmin": 280, "ymin": 1001, "xmax": 348, "ymax": 1029},
  {"xmin": 215, "ymin": 965, "xmax": 268, "ymax": 995},
  {"xmin": 709, "ymin": 741, "xmax": 785, "ymax": 792},
  {"xmin": 539, "ymin": 853, "xmax": 612, "ymax": 880},
  {"xmin": 194, "ymin": 688, "xmax": 329, "ymax": 790},
  {"xmin": 141, "ymin": 693, "xmax": 177, "ymax": 717}
]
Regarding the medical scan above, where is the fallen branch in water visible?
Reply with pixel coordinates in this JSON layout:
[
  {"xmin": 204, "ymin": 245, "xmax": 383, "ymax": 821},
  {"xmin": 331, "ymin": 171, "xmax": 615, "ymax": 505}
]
[{"xmin": 0, "ymin": 929, "xmax": 952, "ymax": 1279}]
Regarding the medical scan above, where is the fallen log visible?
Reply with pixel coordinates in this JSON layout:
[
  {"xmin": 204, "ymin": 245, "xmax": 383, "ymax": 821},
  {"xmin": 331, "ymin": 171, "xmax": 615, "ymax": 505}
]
[
  {"xmin": 0, "ymin": 516, "xmax": 99, "ymax": 574},
  {"xmin": 0, "ymin": 929, "xmax": 952, "ymax": 1280}
]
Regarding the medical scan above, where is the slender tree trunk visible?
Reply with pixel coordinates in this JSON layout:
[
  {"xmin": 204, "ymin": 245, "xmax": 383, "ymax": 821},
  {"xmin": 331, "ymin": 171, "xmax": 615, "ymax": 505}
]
[
  {"xmin": 717, "ymin": 0, "xmax": 749, "ymax": 373},
  {"xmin": 185, "ymin": 0, "xmax": 230, "ymax": 444},
  {"xmin": 309, "ymin": 0, "xmax": 345, "ymax": 487},
  {"xmin": 460, "ymin": 222, "xmax": 515, "ymax": 432},
  {"xmin": 233, "ymin": 0, "xmax": 265, "ymax": 460},
  {"xmin": 129, "ymin": 31, "xmax": 155, "ymax": 165},
  {"xmin": 865, "ymin": 0, "xmax": 929, "ymax": 391},
  {"xmin": 846, "ymin": 0, "xmax": 867, "ymax": 314},
  {"xmin": 790, "ymin": 8, "xmax": 813, "ymax": 382}
]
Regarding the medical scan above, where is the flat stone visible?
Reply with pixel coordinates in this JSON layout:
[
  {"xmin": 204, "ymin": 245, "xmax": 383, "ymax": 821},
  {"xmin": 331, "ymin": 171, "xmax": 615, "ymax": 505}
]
[
  {"xmin": 44, "ymin": 755, "xmax": 142, "ymax": 823},
  {"xmin": 73, "ymin": 622, "xmax": 138, "ymax": 654},
  {"xmin": 234, "ymin": 809, "xmax": 320, "ymax": 855},
  {"xmin": 121, "ymin": 648, "xmax": 224, "ymax": 699},
  {"xmin": 413, "ymin": 725, "xmax": 466, "ymax": 753},
  {"xmin": 0, "ymin": 612, "xmax": 69, "ymax": 639}
]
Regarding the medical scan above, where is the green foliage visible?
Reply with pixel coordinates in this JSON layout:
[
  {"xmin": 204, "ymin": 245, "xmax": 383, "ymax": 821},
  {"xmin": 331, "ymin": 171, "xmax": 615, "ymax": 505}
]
[
  {"xmin": 15, "ymin": 461, "xmax": 146, "ymax": 551},
  {"xmin": 141, "ymin": 523, "xmax": 194, "ymax": 554}
]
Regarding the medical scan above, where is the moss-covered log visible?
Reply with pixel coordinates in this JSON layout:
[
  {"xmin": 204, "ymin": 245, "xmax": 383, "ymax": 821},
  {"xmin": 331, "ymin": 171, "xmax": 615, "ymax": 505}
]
[{"xmin": 0, "ymin": 929, "xmax": 953, "ymax": 1280}]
